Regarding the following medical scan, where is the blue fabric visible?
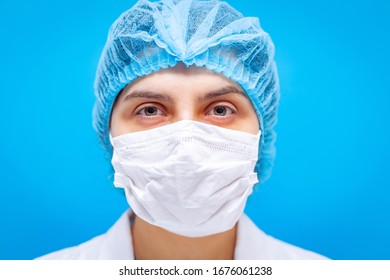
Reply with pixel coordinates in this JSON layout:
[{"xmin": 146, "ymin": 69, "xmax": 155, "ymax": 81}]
[{"xmin": 93, "ymin": 0, "xmax": 280, "ymax": 183}]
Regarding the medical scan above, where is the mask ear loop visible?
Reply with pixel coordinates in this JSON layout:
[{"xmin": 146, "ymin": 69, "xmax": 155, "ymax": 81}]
[
  {"xmin": 111, "ymin": 136, "xmax": 134, "ymax": 189},
  {"xmin": 109, "ymin": 133, "xmax": 114, "ymax": 146}
]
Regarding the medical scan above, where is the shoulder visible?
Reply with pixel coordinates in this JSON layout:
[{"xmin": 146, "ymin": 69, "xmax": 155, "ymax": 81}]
[
  {"xmin": 235, "ymin": 214, "xmax": 329, "ymax": 260},
  {"xmin": 35, "ymin": 210, "xmax": 134, "ymax": 260},
  {"xmin": 259, "ymin": 233, "xmax": 329, "ymax": 260},
  {"xmin": 36, "ymin": 234, "xmax": 105, "ymax": 260}
]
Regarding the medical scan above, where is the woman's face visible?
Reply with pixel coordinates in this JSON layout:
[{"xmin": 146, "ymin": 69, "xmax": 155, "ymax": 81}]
[{"xmin": 110, "ymin": 63, "xmax": 259, "ymax": 137}]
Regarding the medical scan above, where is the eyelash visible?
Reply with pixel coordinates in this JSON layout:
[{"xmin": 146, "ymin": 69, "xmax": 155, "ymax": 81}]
[
  {"xmin": 134, "ymin": 103, "xmax": 236, "ymax": 119},
  {"xmin": 135, "ymin": 103, "xmax": 167, "ymax": 118},
  {"xmin": 207, "ymin": 105, "xmax": 235, "ymax": 118},
  {"xmin": 206, "ymin": 103, "xmax": 236, "ymax": 118}
]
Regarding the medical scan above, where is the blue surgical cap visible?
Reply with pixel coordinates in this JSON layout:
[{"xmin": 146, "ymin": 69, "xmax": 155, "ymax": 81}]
[{"xmin": 93, "ymin": 0, "xmax": 280, "ymax": 184}]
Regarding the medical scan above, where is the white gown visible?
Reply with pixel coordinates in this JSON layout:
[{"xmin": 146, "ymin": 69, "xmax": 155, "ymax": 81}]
[{"xmin": 37, "ymin": 210, "xmax": 329, "ymax": 260}]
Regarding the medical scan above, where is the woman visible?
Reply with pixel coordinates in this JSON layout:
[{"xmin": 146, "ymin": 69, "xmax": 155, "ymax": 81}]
[{"xmin": 38, "ymin": 0, "xmax": 327, "ymax": 260}]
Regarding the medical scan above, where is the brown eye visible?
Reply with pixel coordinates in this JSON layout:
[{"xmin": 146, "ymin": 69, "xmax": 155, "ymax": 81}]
[
  {"xmin": 208, "ymin": 105, "xmax": 234, "ymax": 117},
  {"xmin": 145, "ymin": 106, "xmax": 157, "ymax": 116},
  {"xmin": 137, "ymin": 106, "xmax": 164, "ymax": 116},
  {"xmin": 214, "ymin": 106, "xmax": 227, "ymax": 116}
]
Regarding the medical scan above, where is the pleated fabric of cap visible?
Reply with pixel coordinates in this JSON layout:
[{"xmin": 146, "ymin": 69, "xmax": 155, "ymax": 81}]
[{"xmin": 93, "ymin": 0, "xmax": 280, "ymax": 184}]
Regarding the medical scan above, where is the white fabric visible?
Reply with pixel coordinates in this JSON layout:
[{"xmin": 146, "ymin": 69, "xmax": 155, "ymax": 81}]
[
  {"xmin": 110, "ymin": 120, "xmax": 261, "ymax": 237},
  {"xmin": 37, "ymin": 210, "xmax": 328, "ymax": 260}
]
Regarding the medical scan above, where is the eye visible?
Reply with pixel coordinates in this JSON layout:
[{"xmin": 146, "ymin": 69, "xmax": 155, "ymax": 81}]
[
  {"xmin": 136, "ymin": 105, "xmax": 165, "ymax": 117},
  {"xmin": 207, "ymin": 105, "xmax": 234, "ymax": 117}
]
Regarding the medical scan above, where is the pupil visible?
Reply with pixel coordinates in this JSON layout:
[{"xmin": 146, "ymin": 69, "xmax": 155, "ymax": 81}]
[
  {"xmin": 215, "ymin": 106, "xmax": 226, "ymax": 115},
  {"xmin": 146, "ymin": 106, "xmax": 157, "ymax": 115}
]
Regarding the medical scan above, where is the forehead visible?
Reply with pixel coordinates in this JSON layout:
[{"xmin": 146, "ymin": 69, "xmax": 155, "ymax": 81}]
[{"xmin": 118, "ymin": 63, "xmax": 245, "ymax": 100}]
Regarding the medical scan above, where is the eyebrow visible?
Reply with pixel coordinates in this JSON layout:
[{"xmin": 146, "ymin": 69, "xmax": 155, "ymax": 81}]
[
  {"xmin": 197, "ymin": 86, "xmax": 247, "ymax": 103},
  {"xmin": 122, "ymin": 90, "xmax": 174, "ymax": 104},
  {"xmin": 121, "ymin": 85, "xmax": 247, "ymax": 104}
]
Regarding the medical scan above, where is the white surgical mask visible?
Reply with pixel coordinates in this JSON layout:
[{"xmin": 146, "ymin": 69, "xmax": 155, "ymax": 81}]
[{"xmin": 110, "ymin": 120, "xmax": 260, "ymax": 237}]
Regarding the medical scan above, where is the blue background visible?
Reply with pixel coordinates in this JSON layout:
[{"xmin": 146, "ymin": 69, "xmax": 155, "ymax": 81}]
[{"xmin": 0, "ymin": 0, "xmax": 389, "ymax": 260}]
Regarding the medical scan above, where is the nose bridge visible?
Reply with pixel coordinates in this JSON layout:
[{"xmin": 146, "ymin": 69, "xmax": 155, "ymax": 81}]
[
  {"xmin": 177, "ymin": 107, "xmax": 194, "ymax": 121},
  {"xmin": 174, "ymin": 92, "xmax": 196, "ymax": 121}
]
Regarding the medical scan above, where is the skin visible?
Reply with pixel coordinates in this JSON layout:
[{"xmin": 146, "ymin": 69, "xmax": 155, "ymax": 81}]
[{"xmin": 110, "ymin": 63, "xmax": 259, "ymax": 260}]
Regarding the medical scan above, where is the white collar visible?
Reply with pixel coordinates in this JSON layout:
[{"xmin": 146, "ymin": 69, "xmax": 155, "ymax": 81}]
[{"xmin": 95, "ymin": 209, "xmax": 313, "ymax": 260}]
